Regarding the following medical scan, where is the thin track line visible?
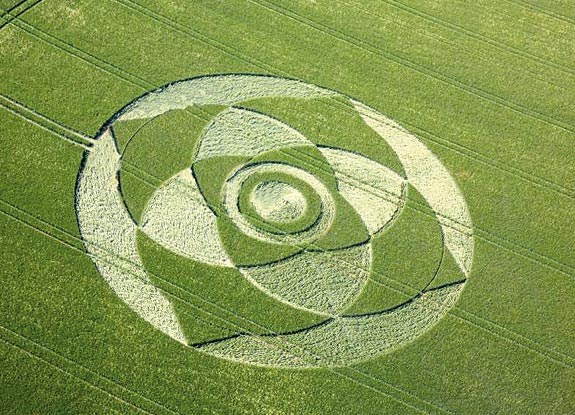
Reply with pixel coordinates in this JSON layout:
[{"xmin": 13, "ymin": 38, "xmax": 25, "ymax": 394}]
[
  {"xmin": 0, "ymin": 329, "xmax": 163, "ymax": 415},
  {"xmin": 4, "ymin": 54, "xmax": 575, "ymax": 282},
  {"xmin": 40, "ymin": 113, "xmax": 575, "ymax": 370},
  {"xmin": 334, "ymin": 0, "xmax": 570, "ymax": 94},
  {"xmin": 0, "ymin": 0, "xmax": 41, "ymax": 31},
  {"xmin": 0, "ymin": 0, "xmax": 28, "ymax": 19},
  {"xmin": 5, "ymin": 70, "xmax": 575, "ymax": 297},
  {"xmin": 0, "ymin": 93, "xmax": 94, "ymax": 143},
  {"xmin": 0, "ymin": 199, "xmax": 83, "ymax": 250},
  {"xmin": 449, "ymin": 308, "xmax": 575, "ymax": 369},
  {"xmin": 0, "ymin": 103, "xmax": 91, "ymax": 150},
  {"xmin": 0, "ymin": 324, "xmax": 241, "ymax": 415},
  {"xmin": 2, "ymin": 3, "xmax": 572, "ymax": 396},
  {"xmin": 112, "ymin": 0, "xmax": 277, "ymax": 75},
  {"xmin": 503, "ymin": 0, "xmax": 575, "ymax": 26},
  {"xmin": 3, "ymin": 170, "xmax": 575, "ymax": 375},
  {"xmin": 114, "ymin": 0, "xmax": 575, "ymax": 201},
  {"xmin": 244, "ymin": 0, "xmax": 575, "ymax": 135},
  {"xmin": 374, "ymin": 0, "xmax": 575, "ymax": 76},
  {"xmin": 2, "ymin": 198, "xmax": 571, "ymax": 415},
  {"xmin": 0, "ymin": 10, "xmax": 154, "ymax": 91}
]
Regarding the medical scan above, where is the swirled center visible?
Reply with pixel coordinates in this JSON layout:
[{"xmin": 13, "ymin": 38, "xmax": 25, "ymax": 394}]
[{"xmin": 250, "ymin": 181, "xmax": 307, "ymax": 223}]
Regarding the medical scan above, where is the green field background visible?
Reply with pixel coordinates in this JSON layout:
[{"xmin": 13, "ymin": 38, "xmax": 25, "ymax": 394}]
[{"xmin": 1, "ymin": 0, "xmax": 575, "ymax": 413}]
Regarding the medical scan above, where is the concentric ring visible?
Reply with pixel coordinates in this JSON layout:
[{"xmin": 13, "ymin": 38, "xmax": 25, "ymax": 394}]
[
  {"xmin": 238, "ymin": 170, "xmax": 323, "ymax": 236},
  {"xmin": 223, "ymin": 162, "xmax": 335, "ymax": 245}
]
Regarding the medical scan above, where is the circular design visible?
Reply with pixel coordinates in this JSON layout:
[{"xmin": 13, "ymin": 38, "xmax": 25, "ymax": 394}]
[
  {"xmin": 76, "ymin": 74, "xmax": 474, "ymax": 368},
  {"xmin": 224, "ymin": 163, "xmax": 335, "ymax": 245},
  {"xmin": 238, "ymin": 170, "xmax": 322, "ymax": 236},
  {"xmin": 250, "ymin": 181, "xmax": 307, "ymax": 224}
]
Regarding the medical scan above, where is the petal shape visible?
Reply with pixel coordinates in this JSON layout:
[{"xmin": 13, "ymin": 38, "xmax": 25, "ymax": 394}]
[
  {"xmin": 319, "ymin": 147, "xmax": 406, "ymax": 235},
  {"xmin": 239, "ymin": 244, "xmax": 372, "ymax": 316},
  {"xmin": 119, "ymin": 74, "xmax": 336, "ymax": 121},
  {"xmin": 195, "ymin": 107, "xmax": 312, "ymax": 161},
  {"xmin": 140, "ymin": 169, "xmax": 232, "ymax": 268}
]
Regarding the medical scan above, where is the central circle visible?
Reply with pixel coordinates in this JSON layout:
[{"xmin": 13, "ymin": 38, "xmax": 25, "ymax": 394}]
[
  {"xmin": 224, "ymin": 162, "xmax": 335, "ymax": 244},
  {"xmin": 250, "ymin": 181, "xmax": 307, "ymax": 223}
]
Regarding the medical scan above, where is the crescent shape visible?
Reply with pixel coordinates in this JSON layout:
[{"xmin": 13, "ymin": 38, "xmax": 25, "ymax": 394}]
[
  {"xmin": 76, "ymin": 75, "xmax": 339, "ymax": 346},
  {"xmin": 318, "ymin": 146, "xmax": 406, "ymax": 236},
  {"xmin": 196, "ymin": 282, "xmax": 463, "ymax": 367},
  {"xmin": 352, "ymin": 100, "xmax": 473, "ymax": 277},
  {"xmin": 140, "ymin": 169, "xmax": 233, "ymax": 268},
  {"xmin": 239, "ymin": 243, "xmax": 372, "ymax": 316},
  {"xmin": 76, "ymin": 130, "xmax": 186, "ymax": 343},
  {"xmin": 195, "ymin": 107, "xmax": 313, "ymax": 162},
  {"xmin": 191, "ymin": 91, "xmax": 473, "ymax": 368},
  {"xmin": 117, "ymin": 74, "xmax": 336, "ymax": 121}
]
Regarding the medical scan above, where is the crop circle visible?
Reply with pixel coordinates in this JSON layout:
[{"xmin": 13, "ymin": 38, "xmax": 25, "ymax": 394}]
[{"xmin": 76, "ymin": 74, "xmax": 473, "ymax": 368}]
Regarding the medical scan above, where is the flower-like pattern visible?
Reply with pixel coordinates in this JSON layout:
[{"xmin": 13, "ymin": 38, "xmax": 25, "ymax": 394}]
[
  {"xmin": 76, "ymin": 74, "xmax": 473, "ymax": 368},
  {"xmin": 140, "ymin": 106, "xmax": 406, "ymax": 316}
]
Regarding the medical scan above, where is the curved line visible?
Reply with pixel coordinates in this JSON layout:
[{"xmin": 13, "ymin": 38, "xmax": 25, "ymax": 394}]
[
  {"xmin": 231, "ymin": 246, "xmax": 308, "ymax": 269},
  {"xmin": 115, "ymin": 169, "xmax": 138, "ymax": 226},
  {"xmin": 236, "ymin": 170, "xmax": 323, "ymax": 237},
  {"xmin": 367, "ymin": 177, "xmax": 408, "ymax": 239},
  {"xmin": 238, "ymin": 201, "xmax": 325, "ymax": 238},
  {"xmin": 189, "ymin": 164, "xmax": 220, "ymax": 218},
  {"xmin": 238, "ymin": 237, "xmax": 371, "ymax": 270},
  {"xmin": 113, "ymin": 117, "xmax": 164, "ymax": 225},
  {"xmin": 1, "ymin": 108, "xmax": 564, "ymax": 375},
  {"xmin": 404, "ymin": 183, "xmax": 447, "ymax": 293},
  {"xmin": 119, "ymin": 116, "xmax": 160, "ymax": 159},
  {"xmin": 353, "ymin": 100, "xmax": 474, "ymax": 276},
  {"xmin": 191, "ymin": 317, "xmax": 336, "ymax": 348},
  {"xmin": 117, "ymin": 75, "xmax": 339, "ymax": 124},
  {"xmin": 343, "ymin": 279, "xmax": 466, "ymax": 318},
  {"xmin": 82, "ymin": 74, "xmax": 471, "ymax": 368},
  {"xmin": 339, "ymin": 184, "xmax": 444, "ymax": 315},
  {"xmin": 109, "ymin": 92, "xmax": 467, "ymax": 285},
  {"xmin": 191, "ymin": 280, "xmax": 466, "ymax": 348},
  {"xmin": 304, "ymin": 234, "xmax": 372, "ymax": 253},
  {"xmin": 223, "ymin": 162, "xmax": 336, "ymax": 245},
  {"xmin": 317, "ymin": 143, "xmax": 407, "ymax": 180}
]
